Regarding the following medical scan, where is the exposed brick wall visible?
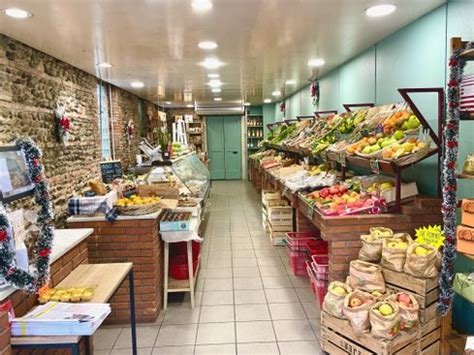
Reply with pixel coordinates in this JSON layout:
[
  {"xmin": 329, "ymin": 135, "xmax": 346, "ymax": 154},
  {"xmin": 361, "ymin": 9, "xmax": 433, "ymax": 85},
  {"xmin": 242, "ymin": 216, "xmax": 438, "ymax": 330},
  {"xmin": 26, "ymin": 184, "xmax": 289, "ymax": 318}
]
[
  {"xmin": 0, "ymin": 34, "xmax": 162, "ymax": 222},
  {"xmin": 68, "ymin": 218, "xmax": 163, "ymax": 324}
]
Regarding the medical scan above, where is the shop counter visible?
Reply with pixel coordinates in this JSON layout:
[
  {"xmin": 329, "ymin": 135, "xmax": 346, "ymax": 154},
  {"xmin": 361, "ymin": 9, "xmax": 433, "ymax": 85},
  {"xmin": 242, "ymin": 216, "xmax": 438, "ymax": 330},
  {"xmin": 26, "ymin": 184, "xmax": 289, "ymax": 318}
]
[{"xmin": 67, "ymin": 211, "xmax": 163, "ymax": 324}]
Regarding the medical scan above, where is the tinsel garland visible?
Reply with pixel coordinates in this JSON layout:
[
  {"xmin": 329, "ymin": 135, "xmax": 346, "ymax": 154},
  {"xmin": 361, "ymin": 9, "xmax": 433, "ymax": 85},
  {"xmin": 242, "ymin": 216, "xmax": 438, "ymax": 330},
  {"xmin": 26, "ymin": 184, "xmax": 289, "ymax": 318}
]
[
  {"xmin": 438, "ymin": 42, "xmax": 474, "ymax": 315},
  {"xmin": 0, "ymin": 138, "xmax": 54, "ymax": 292}
]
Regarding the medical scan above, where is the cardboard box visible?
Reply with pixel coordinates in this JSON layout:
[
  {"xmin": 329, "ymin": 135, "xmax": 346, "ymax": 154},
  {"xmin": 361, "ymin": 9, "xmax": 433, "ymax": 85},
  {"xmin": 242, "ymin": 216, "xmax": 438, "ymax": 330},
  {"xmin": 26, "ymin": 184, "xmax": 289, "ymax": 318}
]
[
  {"xmin": 461, "ymin": 199, "xmax": 474, "ymax": 228},
  {"xmin": 457, "ymin": 225, "xmax": 474, "ymax": 255}
]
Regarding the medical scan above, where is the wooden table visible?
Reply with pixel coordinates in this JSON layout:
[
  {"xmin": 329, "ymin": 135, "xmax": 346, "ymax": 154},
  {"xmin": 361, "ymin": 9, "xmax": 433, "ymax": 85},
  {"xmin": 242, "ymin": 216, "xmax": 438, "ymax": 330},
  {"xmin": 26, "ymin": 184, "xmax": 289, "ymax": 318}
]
[{"xmin": 11, "ymin": 263, "xmax": 137, "ymax": 355}]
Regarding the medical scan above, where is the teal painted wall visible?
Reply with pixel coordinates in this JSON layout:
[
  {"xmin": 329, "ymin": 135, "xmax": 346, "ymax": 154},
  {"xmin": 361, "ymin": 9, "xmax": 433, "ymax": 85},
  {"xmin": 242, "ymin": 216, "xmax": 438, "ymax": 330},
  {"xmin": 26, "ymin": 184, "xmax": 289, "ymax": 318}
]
[{"xmin": 269, "ymin": 1, "xmax": 474, "ymax": 197}]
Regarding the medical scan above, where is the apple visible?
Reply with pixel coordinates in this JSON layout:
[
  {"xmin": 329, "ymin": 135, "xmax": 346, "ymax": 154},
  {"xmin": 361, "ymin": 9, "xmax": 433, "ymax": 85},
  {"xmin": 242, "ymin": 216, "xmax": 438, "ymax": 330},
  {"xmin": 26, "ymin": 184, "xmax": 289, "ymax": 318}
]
[
  {"xmin": 387, "ymin": 242, "xmax": 398, "ymax": 249},
  {"xmin": 332, "ymin": 286, "xmax": 347, "ymax": 296},
  {"xmin": 339, "ymin": 185, "xmax": 348, "ymax": 194},
  {"xmin": 399, "ymin": 302, "xmax": 411, "ymax": 308},
  {"xmin": 329, "ymin": 186, "xmax": 339, "ymax": 195},
  {"xmin": 350, "ymin": 297, "xmax": 362, "ymax": 308},
  {"xmin": 379, "ymin": 304, "xmax": 393, "ymax": 316},
  {"xmin": 415, "ymin": 246, "xmax": 429, "ymax": 256},
  {"xmin": 397, "ymin": 294, "xmax": 411, "ymax": 303},
  {"xmin": 372, "ymin": 291, "xmax": 383, "ymax": 298},
  {"xmin": 395, "ymin": 242, "xmax": 408, "ymax": 249}
]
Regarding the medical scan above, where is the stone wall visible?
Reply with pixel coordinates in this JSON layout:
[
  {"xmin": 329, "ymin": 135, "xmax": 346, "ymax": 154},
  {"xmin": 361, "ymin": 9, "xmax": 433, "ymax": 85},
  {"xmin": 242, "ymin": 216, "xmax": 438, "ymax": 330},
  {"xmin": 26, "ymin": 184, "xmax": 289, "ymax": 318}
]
[{"xmin": 0, "ymin": 34, "xmax": 161, "ymax": 221}]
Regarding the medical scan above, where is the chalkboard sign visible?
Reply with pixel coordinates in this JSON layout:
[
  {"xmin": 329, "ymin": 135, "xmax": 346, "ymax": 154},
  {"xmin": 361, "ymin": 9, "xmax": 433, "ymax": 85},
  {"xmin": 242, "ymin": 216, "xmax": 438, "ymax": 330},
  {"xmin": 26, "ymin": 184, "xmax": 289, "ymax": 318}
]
[{"xmin": 100, "ymin": 160, "xmax": 123, "ymax": 183}]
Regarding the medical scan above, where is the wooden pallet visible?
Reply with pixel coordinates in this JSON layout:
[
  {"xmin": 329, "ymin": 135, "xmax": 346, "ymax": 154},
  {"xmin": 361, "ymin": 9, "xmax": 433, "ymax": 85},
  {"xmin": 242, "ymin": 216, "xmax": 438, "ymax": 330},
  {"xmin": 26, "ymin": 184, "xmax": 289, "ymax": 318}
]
[{"xmin": 321, "ymin": 311, "xmax": 440, "ymax": 355}]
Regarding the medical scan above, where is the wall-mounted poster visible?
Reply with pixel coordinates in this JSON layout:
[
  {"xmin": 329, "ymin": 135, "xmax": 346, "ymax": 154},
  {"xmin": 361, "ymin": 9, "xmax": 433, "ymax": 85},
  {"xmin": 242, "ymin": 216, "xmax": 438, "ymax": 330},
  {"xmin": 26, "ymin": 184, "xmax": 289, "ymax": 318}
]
[
  {"xmin": 158, "ymin": 111, "xmax": 167, "ymax": 122},
  {"xmin": 184, "ymin": 115, "xmax": 194, "ymax": 123},
  {"xmin": 0, "ymin": 146, "xmax": 35, "ymax": 203}
]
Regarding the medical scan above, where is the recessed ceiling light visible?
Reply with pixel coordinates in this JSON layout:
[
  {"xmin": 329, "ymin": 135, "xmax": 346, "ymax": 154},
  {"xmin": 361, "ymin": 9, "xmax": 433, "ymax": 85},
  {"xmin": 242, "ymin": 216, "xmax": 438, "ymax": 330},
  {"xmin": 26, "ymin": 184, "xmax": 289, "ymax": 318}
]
[
  {"xmin": 3, "ymin": 8, "xmax": 32, "ymax": 19},
  {"xmin": 208, "ymin": 79, "xmax": 223, "ymax": 87},
  {"xmin": 131, "ymin": 81, "xmax": 144, "ymax": 88},
  {"xmin": 214, "ymin": 97, "xmax": 222, "ymax": 101},
  {"xmin": 308, "ymin": 58, "xmax": 325, "ymax": 67},
  {"xmin": 187, "ymin": 104, "xmax": 194, "ymax": 108},
  {"xmin": 264, "ymin": 99, "xmax": 272, "ymax": 104},
  {"xmin": 285, "ymin": 80, "xmax": 296, "ymax": 85},
  {"xmin": 97, "ymin": 62, "xmax": 112, "ymax": 68},
  {"xmin": 208, "ymin": 73, "xmax": 220, "ymax": 79},
  {"xmin": 366, "ymin": 4, "xmax": 396, "ymax": 17},
  {"xmin": 192, "ymin": 0, "xmax": 213, "ymax": 12},
  {"xmin": 165, "ymin": 101, "xmax": 172, "ymax": 105},
  {"xmin": 211, "ymin": 88, "xmax": 221, "ymax": 93},
  {"xmin": 244, "ymin": 102, "xmax": 251, "ymax": 106},
  {"xmin": 272, "ymin": 90, "xmax": 281, "ymax": 97},
  {"xmin": 200, "ymin": 57, "xmax": 223, "ymax": 70},
  {"xmin": 198, "ymin": 41, "xmax": 218, "ymax": 50}
]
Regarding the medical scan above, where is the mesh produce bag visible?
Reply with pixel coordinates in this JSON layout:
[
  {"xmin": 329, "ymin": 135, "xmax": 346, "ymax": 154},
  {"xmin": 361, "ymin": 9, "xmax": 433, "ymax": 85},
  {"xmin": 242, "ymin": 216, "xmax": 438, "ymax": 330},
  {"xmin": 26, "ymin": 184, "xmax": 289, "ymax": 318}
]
[
  {"xmin": 369, "ymin": 301, "xmax": 401, "ymax": 340},
  {"xmin": 381, "ymin": 233, "xmax": 413, "ymax": 272},
  {"xmin": 347, "ymin": 260, "xmax": 385, "ymax": 293},
  {"xmin": 404, "ymin": 243, "xmax": 439, "ymax": 279},
  {"xmin": 323, "ymin": 281, "xmax": 352, "ymax": 319},
  {"xmin": 343, "ymin": 290, "xmax": 375, "ymax": 335},
  {"xmin": 389, "ymin": 292, "xmax": 419, "ymax": 330}
]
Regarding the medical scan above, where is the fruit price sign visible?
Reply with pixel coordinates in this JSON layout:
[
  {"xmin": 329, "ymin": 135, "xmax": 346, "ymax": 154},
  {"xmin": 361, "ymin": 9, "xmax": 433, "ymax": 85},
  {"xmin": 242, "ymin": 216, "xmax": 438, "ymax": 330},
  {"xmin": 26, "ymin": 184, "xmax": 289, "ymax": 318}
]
[
  {"xmin": 415, "ymin": 225, "xmax": 445, "ymax": 249},
  {"xmin": 369, "ymin": 159, "xmax": 380, "ymax": 174}
]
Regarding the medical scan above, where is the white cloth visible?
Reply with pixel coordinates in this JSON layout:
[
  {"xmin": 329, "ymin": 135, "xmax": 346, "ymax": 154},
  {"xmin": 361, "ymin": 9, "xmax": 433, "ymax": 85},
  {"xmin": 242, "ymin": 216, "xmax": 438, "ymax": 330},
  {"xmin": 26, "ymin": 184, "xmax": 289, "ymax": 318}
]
[{"xmin": 160, "ymin": 218, "xmax": 203, "ymax": 243}]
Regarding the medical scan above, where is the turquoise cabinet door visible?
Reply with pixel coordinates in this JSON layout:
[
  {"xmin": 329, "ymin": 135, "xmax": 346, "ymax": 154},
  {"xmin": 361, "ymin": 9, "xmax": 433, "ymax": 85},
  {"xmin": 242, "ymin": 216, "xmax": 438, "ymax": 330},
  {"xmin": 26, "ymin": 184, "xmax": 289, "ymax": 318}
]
[
  {"xmin": 224, "ymin": 116, "xmax": 242, "ymax": 180},
  {"xmin": 207, "ymin": 117, "xmax": 226, "ymax": 180}
]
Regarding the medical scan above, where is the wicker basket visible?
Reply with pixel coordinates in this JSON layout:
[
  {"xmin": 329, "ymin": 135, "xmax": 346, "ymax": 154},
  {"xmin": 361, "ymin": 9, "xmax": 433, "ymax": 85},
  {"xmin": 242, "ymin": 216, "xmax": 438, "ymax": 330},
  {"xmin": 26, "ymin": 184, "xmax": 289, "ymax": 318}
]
[{"xmin": 116, "ymin": 202, "xmax": 162, "ymax": 216}]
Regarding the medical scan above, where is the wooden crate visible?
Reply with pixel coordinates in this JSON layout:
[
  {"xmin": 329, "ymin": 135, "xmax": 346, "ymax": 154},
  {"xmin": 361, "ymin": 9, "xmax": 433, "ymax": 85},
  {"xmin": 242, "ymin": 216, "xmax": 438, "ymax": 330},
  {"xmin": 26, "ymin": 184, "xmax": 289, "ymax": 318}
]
[
  {"xmin": 267, "ymin": 206, "xmax": 293, "ymax": 225},
  {"xmin": 267, "ymin": 226, "xmax": 287, "ymax": 246},
  {"xmin": 321, "ymin": 311, "xmax": 440, "ymax": 355}
]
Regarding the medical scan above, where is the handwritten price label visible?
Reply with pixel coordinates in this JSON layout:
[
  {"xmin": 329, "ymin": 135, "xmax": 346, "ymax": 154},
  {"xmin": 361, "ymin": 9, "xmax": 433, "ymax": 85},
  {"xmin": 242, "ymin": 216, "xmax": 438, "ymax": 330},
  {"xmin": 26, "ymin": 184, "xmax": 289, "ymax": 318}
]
[{"xmin": 370, "ymin": 159, "xmax": 380, "ymax": 174}]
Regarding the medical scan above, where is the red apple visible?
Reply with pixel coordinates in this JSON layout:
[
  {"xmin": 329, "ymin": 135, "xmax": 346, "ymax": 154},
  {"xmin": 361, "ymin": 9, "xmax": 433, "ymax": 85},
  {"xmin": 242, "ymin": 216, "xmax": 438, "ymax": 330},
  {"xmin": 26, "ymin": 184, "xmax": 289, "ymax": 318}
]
[
  {"xmin": 329, "ymin": 186, "xmax": 339, "ymax": 195},
  {"xmin": 398, "ymin": 294, "xmax": 411, "ymax": 303},
  {"xmin": 338, "ymin": 185, "xmax": 348, "ymax": 193}
]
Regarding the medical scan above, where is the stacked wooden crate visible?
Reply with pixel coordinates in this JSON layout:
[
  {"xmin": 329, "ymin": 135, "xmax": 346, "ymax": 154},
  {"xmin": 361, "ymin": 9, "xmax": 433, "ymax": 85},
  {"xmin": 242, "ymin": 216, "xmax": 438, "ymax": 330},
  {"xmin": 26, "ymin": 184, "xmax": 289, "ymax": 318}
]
[
  {"xmin": 321, "ymin": 268, "xmax": 443, "ymax": 354},
  {"xmin": 261, "ymin": 190, "xmax": 293, "ymax": 246}
]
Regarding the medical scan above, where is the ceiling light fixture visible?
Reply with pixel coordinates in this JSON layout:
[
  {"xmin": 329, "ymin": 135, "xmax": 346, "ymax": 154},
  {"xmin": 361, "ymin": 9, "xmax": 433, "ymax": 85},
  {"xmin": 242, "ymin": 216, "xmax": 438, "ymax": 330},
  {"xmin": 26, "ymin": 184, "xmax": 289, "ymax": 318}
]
[
  {"xmin": 264, "ymin": 99, "xmax": 272, "ymax": 104},
  {"xmin": 131, "ymin": 81, "xmax": 144, "ymax": 88},
  {"xmin": 214, "ymin": 97, "xmax": 222, "ymax": 101},
  {"xmin": 187, "ymin": 104, "xmax": 194, "ymax": 108},
  {"xmin": 200, "ymin": 57, "xmax": 223, "ymax": 70},
  {"xmin": 208, "ymin": 73, "xmax": 220, "ymax": 79},
  {"xmin": 3, "ymin": 7, "xmax": 32, "ymax": 19},
  {"xmin": 272, "ymin": 90, "xmax": 281, "ymax": 97},
  {"xmin": 97, "ymin": 62, "xmax": 112, "ymax": 68},
  {"xmin": 198, "ymin": 41, "xmax": 218, "ymax": 50},
  {"xmin": 285, "ymin": 80, "xmax": 296, "ymax": 85},
  {"xmin": 244, "ymin": 102, "xmax": 251, "ymax": 106},
  {"xmin": 308, "ymin": 58, "xmax": 325, "ymax": 67},
  {"xmin": 165, "ymin": 101, "xmax": 172, "ymax": 105},
  {"xmin": 365, "ymin": 4, "xmax": 396, "ymax": 17},
  {"xmin": 211, "ymin": 88, "xmax": 221, "ymax": 93},
  {"xmin": 208, "ymin": 79, "xmax": 223, "ymax": 87},
  {"xmin": 192, "ymin": 0, "xmax": 213, "ymax": 12}
]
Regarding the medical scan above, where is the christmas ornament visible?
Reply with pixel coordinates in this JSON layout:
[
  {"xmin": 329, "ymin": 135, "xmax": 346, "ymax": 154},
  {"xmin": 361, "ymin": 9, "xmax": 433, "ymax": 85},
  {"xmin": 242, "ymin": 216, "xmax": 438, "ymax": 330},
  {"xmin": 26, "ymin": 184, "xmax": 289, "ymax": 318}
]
[
  {"xmin": 438, "ymin": 41, "xmax": 474, "ymax": 315},
  {"xmin": 311, "ymin": 81, "xmax": 320, "ymax": 108},
  {"xmin": 125, "ymin": 119, "xmax": 134, "ymax": 148},
  {"xmin": 53, "ymin": 105, "xmax": 71, "ymax": 146},
  {"xmin": 280, "ymin": 101, "xmax": 286, "ymax": 118},
  {"xmin": 0, "ymin": 138, "xmax": 54, "ymax": 292}
]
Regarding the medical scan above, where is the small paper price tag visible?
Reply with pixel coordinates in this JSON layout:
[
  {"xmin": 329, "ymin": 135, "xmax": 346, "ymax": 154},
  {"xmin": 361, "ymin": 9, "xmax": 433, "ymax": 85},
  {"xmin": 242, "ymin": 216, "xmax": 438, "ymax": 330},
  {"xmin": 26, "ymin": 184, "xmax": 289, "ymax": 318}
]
[
  {"xmin": 334, "ymin": 130, "xmax": 341, "ymax": 140},
  {"xmin": 370, "ymin": 159, "xmax": 380, "ymax": 174},
  {"xmin": 375, "ymin": 124, "xmax": 384, "ymax": 135},
  {"xmin": 303, "ymin": 157, "xmax": 310, "ymax": 165},
  {"xmin": 360, "ymin": 129, "xmax": 370, "ymax": 137}
]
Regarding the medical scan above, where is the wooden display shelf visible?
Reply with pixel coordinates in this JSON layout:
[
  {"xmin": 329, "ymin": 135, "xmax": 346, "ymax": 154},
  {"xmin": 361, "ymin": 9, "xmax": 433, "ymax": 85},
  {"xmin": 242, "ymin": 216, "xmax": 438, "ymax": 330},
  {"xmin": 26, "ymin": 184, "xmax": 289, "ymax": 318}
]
[{"xmin": 168, "ymin": 263, "xmax": 200, "ymax": 293}]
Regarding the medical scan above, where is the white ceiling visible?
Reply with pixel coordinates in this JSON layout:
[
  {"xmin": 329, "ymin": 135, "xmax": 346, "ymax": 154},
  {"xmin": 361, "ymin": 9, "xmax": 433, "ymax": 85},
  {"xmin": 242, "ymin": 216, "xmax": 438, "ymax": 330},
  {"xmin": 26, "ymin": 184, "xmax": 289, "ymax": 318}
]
[{"xmin": 0, "ymin": 0, "xmax": 445, "ymax": 107}]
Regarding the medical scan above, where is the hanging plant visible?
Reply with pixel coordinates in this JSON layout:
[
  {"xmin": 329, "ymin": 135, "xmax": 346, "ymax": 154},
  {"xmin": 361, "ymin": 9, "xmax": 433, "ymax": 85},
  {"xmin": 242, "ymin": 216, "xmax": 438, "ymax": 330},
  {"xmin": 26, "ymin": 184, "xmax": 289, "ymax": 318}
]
[
  {"xmin": 438, "ymin": 41, "xmax": 474, "ymax": 316},
  {"xmin": 311, "ymin": 80, "xmax": 320, "ymax": 108},
  {"xmin": 0, "ymin": 138, "xmax": 54, "ymax": 293},
  {"xmin": 125, "ymin": 119, "xmax": 134, "ymax": 148},
  {"xmin": 53, "ymin": 105, "xmax": 71, "ymax": 146}
]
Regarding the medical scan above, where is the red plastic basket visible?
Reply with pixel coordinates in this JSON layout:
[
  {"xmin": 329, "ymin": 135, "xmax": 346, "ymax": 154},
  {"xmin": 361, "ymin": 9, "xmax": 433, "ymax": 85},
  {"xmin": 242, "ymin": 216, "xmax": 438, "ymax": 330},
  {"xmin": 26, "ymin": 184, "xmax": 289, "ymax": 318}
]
[
  {"xmin": 172, "ymin": 241, "xmax": 201, "ymax": 260},
  {"xmin": 286, "ymin": 231, "xmax": 319, "ymax": 252},
  {"xmin": 306, "ymin": 260, "xmax": 316, "ymax": 294},
  {"xmin": 170, "ymin": 255, "xmax": 199, "ymax": 280},
  {"xmin": 306, "ymin": 239, "xmax": 328, "ymax": 256},
  {"xmin": 315, "ymin": 275, "xmax": 329, "ymax": 308},
  {"xmin": 286, "ymin": 245, "xmax": 307, "ymax": 276},
  {"xmin": 312, "ymin": 254, "xmax": 329, "ymax": 272}
]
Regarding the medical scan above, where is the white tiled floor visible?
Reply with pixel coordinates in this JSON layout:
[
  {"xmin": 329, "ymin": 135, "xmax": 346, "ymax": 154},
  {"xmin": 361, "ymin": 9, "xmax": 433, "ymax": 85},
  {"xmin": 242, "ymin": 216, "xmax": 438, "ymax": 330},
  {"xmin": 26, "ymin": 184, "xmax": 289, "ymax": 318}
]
[{"xmin": 94, "ymin": 181, "xmax": 323, "ymax": 354}]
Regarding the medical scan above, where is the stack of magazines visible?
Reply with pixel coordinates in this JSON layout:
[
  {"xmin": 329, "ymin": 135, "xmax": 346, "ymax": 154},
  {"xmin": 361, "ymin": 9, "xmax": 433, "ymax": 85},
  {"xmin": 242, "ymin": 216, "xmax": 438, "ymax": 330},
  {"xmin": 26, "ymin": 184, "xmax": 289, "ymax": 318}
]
[{"xmin": 12, "ymin": 302, "xmax": 111, "ymax": 336}]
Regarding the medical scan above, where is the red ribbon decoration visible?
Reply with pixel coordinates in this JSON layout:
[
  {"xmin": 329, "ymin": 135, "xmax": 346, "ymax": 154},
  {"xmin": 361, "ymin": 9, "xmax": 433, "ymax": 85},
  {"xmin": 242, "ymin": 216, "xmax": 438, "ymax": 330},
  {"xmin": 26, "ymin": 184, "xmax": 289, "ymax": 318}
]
[
  {"xmin": 38, "ymin": 248, "xmax": 52, "ymax": 257},
  {"xmin": 0, "ymin": 229, "xmax": 6, "ymax": 241}
]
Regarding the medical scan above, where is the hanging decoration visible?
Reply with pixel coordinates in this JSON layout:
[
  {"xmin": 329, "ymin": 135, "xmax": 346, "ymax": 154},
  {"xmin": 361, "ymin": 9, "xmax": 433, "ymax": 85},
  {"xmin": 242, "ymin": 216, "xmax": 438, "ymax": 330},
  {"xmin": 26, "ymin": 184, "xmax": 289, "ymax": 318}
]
[
  {"xmin": 279, "ymin": 101, "xmax": 286, "ymax": 118},
  {"xmin": 53, "ymin": 105, "xmax": 71, "ymax": 146},
  {"xmin": 125, "ymin": 119, "xmax": 134, "ymax": 148},
  {"xmin": 311, "ymin": 80, "xmax": 320, "ymax": 108},
  {"xmin": 438, "ymin": 41, "xmax": 474, "ymax": 316},
  {"xmin": 0, "ymin": 138, "xmax": 54, "ymax": 293}
]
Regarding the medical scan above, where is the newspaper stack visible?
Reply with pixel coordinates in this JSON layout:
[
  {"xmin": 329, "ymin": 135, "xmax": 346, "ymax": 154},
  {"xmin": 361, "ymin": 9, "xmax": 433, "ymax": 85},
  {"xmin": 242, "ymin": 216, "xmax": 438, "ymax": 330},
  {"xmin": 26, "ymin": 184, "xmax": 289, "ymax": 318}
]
[{"xmin": 11, "ymin": 302, "xmax": 111, "ymax": 336}]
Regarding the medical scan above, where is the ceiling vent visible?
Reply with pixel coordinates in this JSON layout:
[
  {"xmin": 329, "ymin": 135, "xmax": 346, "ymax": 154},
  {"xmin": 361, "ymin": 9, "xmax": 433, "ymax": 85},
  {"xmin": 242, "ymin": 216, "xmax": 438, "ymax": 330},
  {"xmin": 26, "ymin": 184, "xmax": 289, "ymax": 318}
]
[{"xmin": 195, "ymin": 103, "xmax": 244, "ymax": 116}]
